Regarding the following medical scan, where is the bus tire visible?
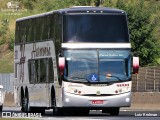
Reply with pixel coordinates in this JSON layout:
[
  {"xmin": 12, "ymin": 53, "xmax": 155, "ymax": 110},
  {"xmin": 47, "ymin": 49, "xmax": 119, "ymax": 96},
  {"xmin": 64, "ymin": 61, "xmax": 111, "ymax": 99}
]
[
  {"xmin": 80, "ymin": 109, "xmax": 89, "ymax": 115},
  {"xmin": 52, "ymin": 96, "xmax": 63, "ymax": 115},
  {"xmin": 69, "ymin": 108, "xmax": 89, "ymax": 116},
  {"xmin": 53, "ymin": 107, "xmax": 63, "ymax": 116},
  {"xmin": 110, "ymin": 107, "xmax": 119, "ymax": 116},
  {"xmin": 0, "ymin": 105, "xmax": 3, "ymax": 112},
  {"xmin": 23, "ymin": 89, "xmax": 30, "ymax": 113},
  {"xmin": 30, "ymin": 107, "xmax": 45, "ymax": 115},
  {"xmin": 21, "ymin": 88, "xmax": 25, "ymax": 112},
  {"xmin": 41, "ymin": 109, "xmax": 45, "ymax": 115}
]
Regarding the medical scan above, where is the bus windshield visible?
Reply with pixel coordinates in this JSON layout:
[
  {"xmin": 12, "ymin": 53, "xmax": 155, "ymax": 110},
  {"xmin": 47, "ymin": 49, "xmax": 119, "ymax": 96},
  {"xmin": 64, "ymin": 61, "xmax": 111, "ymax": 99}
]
[
  {"xmin": 63, "ymin": 14, "xmax": 129, "ymax": 43},
  {"xmin": 63, "ymin": 49, "xmax": 131, "ymax": 83}
]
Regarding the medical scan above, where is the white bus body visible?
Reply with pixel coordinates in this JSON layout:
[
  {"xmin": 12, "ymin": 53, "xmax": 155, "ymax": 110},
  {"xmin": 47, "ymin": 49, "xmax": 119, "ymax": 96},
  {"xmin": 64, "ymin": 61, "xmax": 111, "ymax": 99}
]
[{"xmin": 14, "ymin": 7, "xmax": 139, "ymax": 115}]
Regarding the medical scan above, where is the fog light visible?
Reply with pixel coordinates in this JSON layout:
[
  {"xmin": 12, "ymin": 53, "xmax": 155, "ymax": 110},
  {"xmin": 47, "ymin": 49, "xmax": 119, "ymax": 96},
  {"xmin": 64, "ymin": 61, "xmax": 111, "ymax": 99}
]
[
  {"xmin": 126, "ymin": 98, "xmax": 130, "ymax": 102},
  {"xmin": 65, "ymin": 98, "xmax": 70, "ymax": 102}
]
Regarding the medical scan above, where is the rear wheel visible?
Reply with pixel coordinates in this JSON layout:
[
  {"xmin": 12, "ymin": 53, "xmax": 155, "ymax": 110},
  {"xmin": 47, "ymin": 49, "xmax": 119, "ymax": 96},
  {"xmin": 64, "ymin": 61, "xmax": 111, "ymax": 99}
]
[
  {"xmin": 23, "ymin": 97, "xmax": 30, "ymax": 113},
  {"xmin": 53, "ymin": 107, "xmax": 63, "ymax": 115},
  {"xmin": 21, "ymin": 89, "xmax": 25, "ymax": 112},
  {"xmin": 30, "ymin": 107, "xmax": 45, "ymax": 115},
  {"xmin": 23, "ymin": 93, "xmax": 30, "ymax": 113}
]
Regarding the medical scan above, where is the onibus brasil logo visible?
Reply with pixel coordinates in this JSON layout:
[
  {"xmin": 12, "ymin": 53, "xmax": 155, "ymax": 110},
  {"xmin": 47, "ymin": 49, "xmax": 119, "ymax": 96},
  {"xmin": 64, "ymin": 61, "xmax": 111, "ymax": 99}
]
[
  {"xmin": 7, "ymin": 1, "xmax": 20, "ymax": 10},
  {"xmin": 1, "ymin": 1, "xmax": 27, "ymax": 15}
]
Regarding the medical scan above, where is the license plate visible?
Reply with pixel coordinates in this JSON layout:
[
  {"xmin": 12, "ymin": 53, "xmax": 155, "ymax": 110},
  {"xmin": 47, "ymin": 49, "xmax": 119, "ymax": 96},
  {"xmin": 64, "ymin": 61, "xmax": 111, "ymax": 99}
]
[{"xmin": 92, "ymin": 100, "xmax": 103, "ymax": 104}]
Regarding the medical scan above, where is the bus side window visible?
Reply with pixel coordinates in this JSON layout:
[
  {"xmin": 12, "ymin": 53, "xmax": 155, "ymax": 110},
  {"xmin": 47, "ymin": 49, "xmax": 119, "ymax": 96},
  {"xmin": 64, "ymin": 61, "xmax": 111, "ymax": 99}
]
[
  {"xmin": 28, "ymin": 60, "xmax": 36, "ymax": 84},
  {"xmin": 35, "ymin": 18, "xmax": 41, "ymax": 41},
  {"xmin": 42, "ymin": 16, "xmax": 50, "ymax": 40},
  {"xmin": 27, "ymin": 19, "xmax": 34, "ymax": 43},
  {"xmin": 39, "ymin": 59, "xmax": 47, "ymax": 83},
  {"xmin": 21, "ymin": 21, "xmax": 27, "ymax": 43},
  {"xmin": 54, "ymin": 13, "xmax": 62, "ymax": 59},
  {"xmin": 49, "ymin": 15, "xmax": 54, "ymax": 39},
  {"xmin": 48, "ymin": 58, "xmax": 54, "ymax": 82}
]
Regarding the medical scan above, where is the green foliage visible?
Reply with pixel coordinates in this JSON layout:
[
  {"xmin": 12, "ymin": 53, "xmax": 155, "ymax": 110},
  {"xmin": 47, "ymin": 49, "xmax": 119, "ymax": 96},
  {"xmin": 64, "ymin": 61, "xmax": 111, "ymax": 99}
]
[
  {"xmin": 0, "ymin": 0, "xmax": 160, "ymax": 69},
  {"xmin": 0, "ymin": 50, "xmax": 14, "ymax": 73},
  {"xmin": 104, "ymin": 0, "xmax": 160, "ymax": 66},
  {"xmin": 17, "ymin": 0, "xmax": 103, "ymax": 12},
  {"xmin": 32, "ymin": 0, "xmax": 93, "ymax": 12},
  {"xmin": 15, "ymin": 0, "xmax": 37, "ymax": 10},
  {"xmin": 9, "ymin": 32, "xmax": 14, "ymax": 51},
  {"xmin": 0, "ymin": 19, "xmax": 9, "ymax": 45},
  {"xmin": 0, "ymin": 39, "xmax": 5, "ymax": 45},
  {"xmin": 0, "ymin": 19, "xmax": 9, "ymax": 35},
  {"xmin": 94, "ymin": 0, "xmax": 103, "ymax": 6}
]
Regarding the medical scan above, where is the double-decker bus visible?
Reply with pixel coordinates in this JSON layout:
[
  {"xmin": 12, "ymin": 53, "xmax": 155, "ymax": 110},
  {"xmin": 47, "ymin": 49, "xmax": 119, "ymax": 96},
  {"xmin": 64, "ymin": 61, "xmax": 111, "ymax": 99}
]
[{"xmin": 14, "ymin": 7, "xmax": 139, "ymax": 115}]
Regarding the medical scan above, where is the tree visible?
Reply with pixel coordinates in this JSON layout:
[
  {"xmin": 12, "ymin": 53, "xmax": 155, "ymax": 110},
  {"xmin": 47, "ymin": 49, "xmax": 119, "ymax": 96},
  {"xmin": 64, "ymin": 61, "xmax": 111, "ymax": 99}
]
[
  {"xmin": 11, "ymin": 0, "xmax": 160, "ymax": 66},
  {"xmin": 14, "ymin": 0, "xmax": 37, "ymax": 10},
  {"xmin": 104, "ymin": 0, "xmax": 160, "ymax": 66},
  {"xmin": 0, "ymin": 19, "xmax": 9, "ymax": 45}
]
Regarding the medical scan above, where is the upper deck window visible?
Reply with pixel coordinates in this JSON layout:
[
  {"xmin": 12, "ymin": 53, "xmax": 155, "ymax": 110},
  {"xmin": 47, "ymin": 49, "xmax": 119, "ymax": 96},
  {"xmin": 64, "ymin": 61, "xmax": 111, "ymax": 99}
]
[{"xmin": 63, "ymin": 14, "xmax": 129, "ymax": 43}]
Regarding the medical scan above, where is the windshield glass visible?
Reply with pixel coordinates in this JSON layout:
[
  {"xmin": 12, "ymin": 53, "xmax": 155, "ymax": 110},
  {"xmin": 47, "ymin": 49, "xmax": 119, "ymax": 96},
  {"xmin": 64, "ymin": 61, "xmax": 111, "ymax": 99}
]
[
  {"xmin": 64, "ymin": 50, "xmax": 98, "ymax": 82},
  {"xmin": 63, "ymin": 14, "xmax": 129, "ymax": 43},
  {"xmin": 64, "ymin": 49, "xmax": 131, "ymax": 83}
]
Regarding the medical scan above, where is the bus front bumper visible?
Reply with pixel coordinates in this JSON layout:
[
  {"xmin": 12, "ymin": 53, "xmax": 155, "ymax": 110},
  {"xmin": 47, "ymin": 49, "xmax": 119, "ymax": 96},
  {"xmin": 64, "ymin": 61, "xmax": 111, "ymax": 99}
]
[{"xmin": 62, "ymin": 92, "xmax": 131, "ymax": 108}]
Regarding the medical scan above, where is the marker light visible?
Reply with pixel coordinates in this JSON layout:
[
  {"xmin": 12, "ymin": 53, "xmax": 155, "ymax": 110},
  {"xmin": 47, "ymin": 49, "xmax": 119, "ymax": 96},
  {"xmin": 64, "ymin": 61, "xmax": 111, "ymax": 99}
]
[
  {"xmin": 78, "ymin": 91, "xmax": 81, "ymax": 94},
  {"xmin": 117, "ymin": 84, "xmax": 129, "ymax": 87},
  {"xmin": 133, "ymin": 57, "xmax": 139, "ymax": 74},
  {"xmin": 115, "ymin": 90, "xmax": 118, "ymax": 94}
]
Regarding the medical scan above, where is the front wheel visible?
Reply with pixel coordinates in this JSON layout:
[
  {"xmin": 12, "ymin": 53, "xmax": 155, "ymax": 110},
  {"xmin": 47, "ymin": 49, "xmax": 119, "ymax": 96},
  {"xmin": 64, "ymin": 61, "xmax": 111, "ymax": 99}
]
[
  {"xmin": 51, "ymin": 89, "xmax": 63, "ymax": 116},
  {"xmin": 53, "ymin": 107, "xmax": 63, "ymax": 116},
  {"xmin": 102, "ymin": 107, "xmax": 120, "ymax": 116},
  {"xmin": 75, "ymin": 109, "xmax": 90, "ymax": 116},
  {"xmin": 110, "ymin": 107, "xmax": 120, "ymax": 116},
  {"xmin": 0, "ymin": 105, "xmax": 3, "ymax": 112}
]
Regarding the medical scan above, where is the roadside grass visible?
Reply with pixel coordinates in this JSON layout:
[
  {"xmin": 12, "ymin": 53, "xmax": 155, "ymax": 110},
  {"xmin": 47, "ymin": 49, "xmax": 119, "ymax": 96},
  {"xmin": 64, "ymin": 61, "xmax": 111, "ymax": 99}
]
[{"xmin": 0, "ymin": 50, "xmax": 14, "ymax": 73}]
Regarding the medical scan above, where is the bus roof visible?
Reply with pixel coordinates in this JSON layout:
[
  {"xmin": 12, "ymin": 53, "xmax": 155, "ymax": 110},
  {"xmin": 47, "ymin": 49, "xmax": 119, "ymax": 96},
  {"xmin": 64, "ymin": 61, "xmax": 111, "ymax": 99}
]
[
  {"xmin": 57, "ymin": 6, "xmax": 125, "ymax": 14},
  {"xmin": 16, "ymin": 7, "xmax": 125, "ymax": 22}
]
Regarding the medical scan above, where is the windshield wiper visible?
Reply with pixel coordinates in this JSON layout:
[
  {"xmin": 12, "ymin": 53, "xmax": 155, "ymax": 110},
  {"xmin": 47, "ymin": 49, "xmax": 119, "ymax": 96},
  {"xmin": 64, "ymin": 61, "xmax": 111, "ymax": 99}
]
[
  {"xmin": 100, "ymin": 74, "xmax": 123, "ymax": 82},
  {"xmin": 67, "ymin": 76, "xmax": 91, "ymax": 83},
  {"xmin": 108, "ymin": 75, "xmax": 123, "ymax": 82}
]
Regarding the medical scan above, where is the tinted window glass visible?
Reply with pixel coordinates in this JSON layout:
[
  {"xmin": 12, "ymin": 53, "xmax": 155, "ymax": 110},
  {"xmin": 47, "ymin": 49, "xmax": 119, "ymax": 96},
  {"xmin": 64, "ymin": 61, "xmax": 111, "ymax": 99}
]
[
  {"xmin": 63, "ymin": 14, "xmax": 129, "ymax": 43},
  {"xmin": 63, "ymin": 49, "xmax": 131, "ymax": 83},
  {"xmin": 28, "ymin": 58, "xmax": 54, "ymax": 83}
]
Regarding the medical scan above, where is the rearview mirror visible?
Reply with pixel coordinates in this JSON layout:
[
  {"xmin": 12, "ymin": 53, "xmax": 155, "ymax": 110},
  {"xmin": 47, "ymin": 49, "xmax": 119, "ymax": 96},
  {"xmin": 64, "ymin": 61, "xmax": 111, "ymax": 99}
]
[
  {"xmin": 133, "ymin": 57, "xmax": 139, "ymax": 74},
  {"xmin": 58, "ymin": 57, "xmax": 65, "ymax": 75}
]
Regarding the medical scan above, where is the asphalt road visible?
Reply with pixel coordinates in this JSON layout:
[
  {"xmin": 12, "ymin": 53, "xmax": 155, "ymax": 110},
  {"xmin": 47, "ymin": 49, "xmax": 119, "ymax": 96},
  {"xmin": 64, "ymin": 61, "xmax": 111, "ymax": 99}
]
[{"xmin": 1, "ymin": 107, "xmax": 160, "ymax": 120}]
